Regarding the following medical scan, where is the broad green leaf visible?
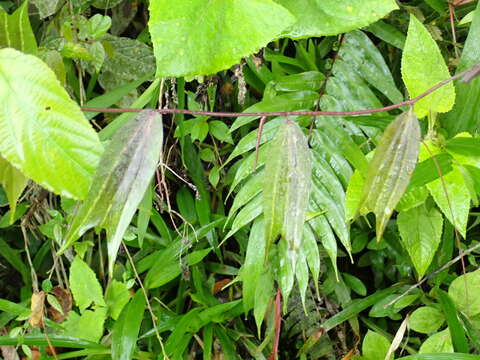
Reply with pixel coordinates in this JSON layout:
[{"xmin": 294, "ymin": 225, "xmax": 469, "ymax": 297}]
[
  {"xmin": 99, "ymin": 35, "xmax": 155, "ymax": 90},
  {"xmin": 445, "ymin": 136, "xmax": 480, "ymax": 161},
  {"xmin": 362, "ymin": 330, "xmax": 392, "ymax": 360},
  {"xmin": 148, "ymin": 0, "xmax": 295, "ymax": 77},
  {"xmin": 443, "ymin": 2, "xmax": 480, "ymax": 135},
  {"xmin": 0, "ymin": 156, "xmax": 28, "ymax": 224},
  {"xmin": 426, "ymin": 166, "xmax": 470, "ymax": 238},
  {"xmin": 339, "ymin": 30, "xmax": 403, "ymax": 104},
  {"xmin": 360, "ymin": 110, "xmax": 420, "ymax": 240},
  {"xmin": 69, "ymin": 256, "xmax": 106, "ymax": 313},
  {"xmin": 419, "ymin": 329, "xmax": 453, "ymax": 354},
  {"xmin": 263, "ymin": 120, "xmax": 311, "ymax": 268},
  {"xmin": 31, "ymin": 0, "xmax": 61, "ymax": 18},
  {"xmin": 448, "ymin": 270, "xmax": 480, "ymax": 317},
  {"xmin": 401, "ymin": 15, "xmax": 455, "ymax": 118},
  {"xmin": 276, "ymin": 0, "xmax": 398, "ymax": 38},
  {"xmin": 105, "ymin": 280, "xmax": 131, "ymax": 320},
  {"xmin": 60, "ymin": 111, "xmax": 163, "ymax": 274},
  {"xmin": 397, "ymin": 203, "xmax": 443, "ymax": 278},
  {"xmin": 0, "ymin": 48, "xmax": 103, "ymax": 199},
  {"xmin": 62, "ymin": 307, "xmax": 107, "ymax": 343},
  {"xmin": 242, "ymin": 218, "xmax": 266, "ymax": 312},
  {"xmin": 112, "ymin": 291, "xmax": 145, "ymax": 360},
  {"xmin": 254, "ymin": 267, "xmax": 274, "ymax": 334},
  {"xmin": 0, "ymin": 1, "xmax": 37, "ymax": 54},
  {"xmin": 396, "ymin": 186, "xmax": 429, "ymax": 212},
  {"xmin": 342, "ymin": 273, "xmax": 366, "ymax": 296},
  {"xmin": 409, "ymin": 306, "xmax": 445, "ymax": 334},
  {"xmin": 398, "ymin": 354, "xmax": 480, "ymax": 360}
]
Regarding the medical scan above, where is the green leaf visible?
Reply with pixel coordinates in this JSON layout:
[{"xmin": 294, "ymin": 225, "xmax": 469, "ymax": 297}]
[
  {"xmin": 448, "ymin": 269, "xmax": 480, "ymax": 317},
  {"xmin": 426, "ymin": 166, "xmax": 470, "ymax": 238},
  {"xmin": 276, "ymin": 0, "xmax": 397, "ymax": 38},
  {"xmin": 263, "ymin": 120, "xmax": 311, "ymax": 267},
  {"xmin": 0, "ymin": 335, "xmax": 107, "ymax": 349},
  {"xmin": 80, "ymin": 14, "xmax": 112, "ymax": 40},
  {"xmin": 62, "ymin": 307, "xmax": 107, "ymax": 343},
  {"xmin": 105, "ymin": 280, "xmax": 131, "ymax": 320},
  {"xmin": 69, "ymin": 256, "xmax": 106, "ymax": 312},
  {"xmin": 148, "ymin": 0, "xmax": 295, "ymax": 77},
  {"xmin": 397, "ymin": 203, "xmax": 443, "ymax": 278},
  {"xmin": 0, "ymin": 238, "xmax": 30, "ymax": 284},
  {"xmin": 112, "ymin": 291, "xmax": 145, "ymax": 360},
  {"xmin": 398, "ymin": 354, "xmax": 480, "ymax": 360},
  {"xmin": 60, "ymin": 111, "xmax": 163, "ymax": 274},
  {"xmin": 401, "ymin": 15, "xmax": 455, "ymax": 118},
  {"xmin": 362, "ymin": 330, "xmax": 392, "ymax": 360},
  {"xmin": 443, "ymin": 2, "xmax": 480, "ymax": 135},
  {"xmin": 419, "ymin": 329, "xmax": 453, "ymax": 354},
  {"xmin": 209, "ymin": 121, "xmax": 233, "ymax": 144},
  {"xmin": 342, "ymin": 273, "xmax": 367, "ymax": 296},
  {"xmin": 360, "ymin": 110, "xmax": 420, "ymax": 240},
  {"xmin": 409, "ymin": 306, "xmax": 445, "ymax": 334},
  {"xmin": 31, "ymin": 0, "xmax": 61, "ymax": 18},
  {"xmin": 254, "ymin": 267, "xmax": 274, "ymax": 333},
  {"xmin": 0, "ymin": 48, "xmax": 103, "ymax": 199},
  {"xmin": 0, "ymin": 1, "xmax": 37, "ymax": 54},
  {"xmin": 92, "ymin": 0, "xmax": 123, "ymax": 9},
  {"xmin": 0, "ymin": 156, "xmax": 28, "ymax": 224}
]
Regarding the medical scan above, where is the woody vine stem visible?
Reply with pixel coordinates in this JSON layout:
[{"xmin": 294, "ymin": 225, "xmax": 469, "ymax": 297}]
[{"xmin": 82, "ymin": 63, "xmax": 480, "ymax": 118}]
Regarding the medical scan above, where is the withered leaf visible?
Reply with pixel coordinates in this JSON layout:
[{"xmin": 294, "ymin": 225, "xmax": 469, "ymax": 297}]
[{"xmin": 29, "ymin": 291, "xmax": 46, "ymax": 328}]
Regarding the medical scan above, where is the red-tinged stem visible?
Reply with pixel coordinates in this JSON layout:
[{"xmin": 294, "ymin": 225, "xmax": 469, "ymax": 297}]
[
  {"xmin": 81, "ymin": 63, "xmax": 480, "ymax": 119},
  {"xmin": 269, "ymin": 288, "xmax": 282, "ymax": 360}
]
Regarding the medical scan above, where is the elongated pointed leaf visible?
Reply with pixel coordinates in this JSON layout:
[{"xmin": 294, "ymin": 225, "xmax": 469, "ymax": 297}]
[
  {"xmin": 263, "ymin": 120, "xmax": 311, "ymax": 268},
  {"xmin": 0, "ymin": 156, "xmax": 28, "ymax": 224},
  {"xmin": 59, "ymin": 111, "xmax": 163, "ymax": 274},
  {"xmin": 0, "ymin": 48, "xmax": 103, "ymax": 199},
  {"xmin": 397, "ymin": 203, "xmax": 443, "ymax": 278},
  {"xmin": 276, "ymin": 0, "xmax": 398, "ymax": 38},
  {"xmin": 360, "ymin": 110, "xmax": 420, "ymax": 240},
  {"xmin": 112, "ymin": 291, "xmax": 145, "ymax": 360},
  {"xmin": 401, "ymin": 15, "xmax": 455, "ymax": 118},
  {"xmin": 0, "ymin": 1, "xmax": 37, "ymax": 54},
  {"xmin": 148, "ymin": 0, "xmax": 295, "ymax": 77}
]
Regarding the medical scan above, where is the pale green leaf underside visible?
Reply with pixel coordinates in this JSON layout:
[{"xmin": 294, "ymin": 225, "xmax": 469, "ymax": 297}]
[
  {"xmin": 148, "ymin": 0, "xmax": 295, "ymax": 77},
  {"xmin": 397, "ymin": 204, "xmax": 443, "ymax": 279},
  {"xmin": 0, "ymin": 48, "xmax": 103, "ymax": 199},
  {"xmin": 60, "ymin": 111, "xmax": 163, "ymax": 274},
  {"xmin": 276, "ymin": 0, "xmax": 398, "ymax": 39},
  {"xmin": 401, "ymin": 15, "xmax": 455, "ymax": 118},
  {"xmin": 263, "ymin": 120, "xmax": 311, "ymax": 269},
  {"xmin": 360, "ymin": 110, "xmax": 420, "ymax": 240}
]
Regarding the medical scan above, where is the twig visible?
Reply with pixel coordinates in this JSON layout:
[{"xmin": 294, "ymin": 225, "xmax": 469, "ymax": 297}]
[
  {"xmin": 81, "ymin": 63, "xmax": 480, "ymax": 118},
  {"xmin": 385, "ymin": 241, "xmax": 480, "ymax": 307}
]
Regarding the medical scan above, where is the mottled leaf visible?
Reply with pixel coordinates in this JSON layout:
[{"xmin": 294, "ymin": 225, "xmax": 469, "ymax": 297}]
[
  {"xmin": 360, "ymin": 109, "xmax": 420, "ymax": 240},
  {"xmin": 148, "ymin": 0, "xmax": 295, "ymax": 77},
  {"xmin": 263, "ymin": 120, "xmax": 311, "ymax": 269},
  {"xmin": 401, "ymin": 15, "xmax": 455, "ymax": 118},
  {"xmin": 276, "ymin": 0, "xmax": 398, "ymax": 38},
  {"xmin": 0, "ymin": 48, "xmax": 103, "ymax": 199},
  {"xmin": 398, "ymin": 204, "xmax": 443, "ymax": 278},
  {"xmin": 60, "ymin": 111, "xmax": 163, "ymax": 274}
]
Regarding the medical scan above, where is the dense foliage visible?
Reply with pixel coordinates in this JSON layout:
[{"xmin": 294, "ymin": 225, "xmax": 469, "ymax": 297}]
[{"xmin": 0, "ymin": 0, "xmax": 480, "ymax": 359}]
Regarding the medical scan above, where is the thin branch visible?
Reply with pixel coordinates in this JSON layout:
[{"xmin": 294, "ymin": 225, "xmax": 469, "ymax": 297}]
[{"xmin": 82, "ymin": 63, "xmax": 480, "ymax": 118}]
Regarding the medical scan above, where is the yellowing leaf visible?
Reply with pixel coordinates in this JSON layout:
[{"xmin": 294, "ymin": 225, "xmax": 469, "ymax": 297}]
[
  {"xmin": 360, "ymin": 110, "xmax": 420, "ymax": 240},
  {"xmin": 401, "ymin": 15, "xmax": 455, "ymax": 118},
  {"xmin": 148, "ymin": 0, "xmax": 295, "ymax": 77},
  {"xmin": 29, "ymin": 291, "xmax": 45, "ymax": 328},
  {"xmin": 263, "ymin": 120, "xmax": 311, "ymax": 269},
  {"xmin": 59, "ymin": 111, "xmax": 163, "ymax": 274},
  {"xmin": 0, "ymin": 48, "xmax": 103, "ymax": 199}
]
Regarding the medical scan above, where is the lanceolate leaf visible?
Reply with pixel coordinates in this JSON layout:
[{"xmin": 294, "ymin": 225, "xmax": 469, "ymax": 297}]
[
  {"xmin": 360, "ymin": 109, "xmax": 420, "ymax": 240},
  {"xmin": 263, "ymin": 120, "xmax": 311, "ymax": 269},
  {"xmin": 397, "ymin": 203, "xmax": 443, "ymax": 278},
  {"xmin": 443, "ymin": 2, "xmax": 480, "ymax": 135},
  {"xmin": 0, "ymin": 1, "xmax": 37, "ymax": 54},
  {"xmin": 148, "ymin": 0, "xmax": 295, "ymax": 77},
  {"xmin": 0, "ymin": 156, "xmax": 28, "ymax": 224},
  {"xmin": 0, "ymin": 48, "xmax": 103, "ymax": 199},
  {"xmin": 276, "ymin": 0, "xmax": 398, "ymax": 39},
  {"xmin": 401, "ymin": 15, "xmax": 455, "ymax": 118},
  {"xmin": 59, "ymin": 111, "xmax": 163, "ymax": 274},
  {"xmin": 112, "ymin": 291, "xmax": 146, "ymax": 360}
]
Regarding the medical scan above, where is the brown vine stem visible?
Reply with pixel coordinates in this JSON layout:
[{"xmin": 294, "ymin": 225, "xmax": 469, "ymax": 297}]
[{"xmin": 82, "ymin": 63, "xmax": 480, "ymax": 118}]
